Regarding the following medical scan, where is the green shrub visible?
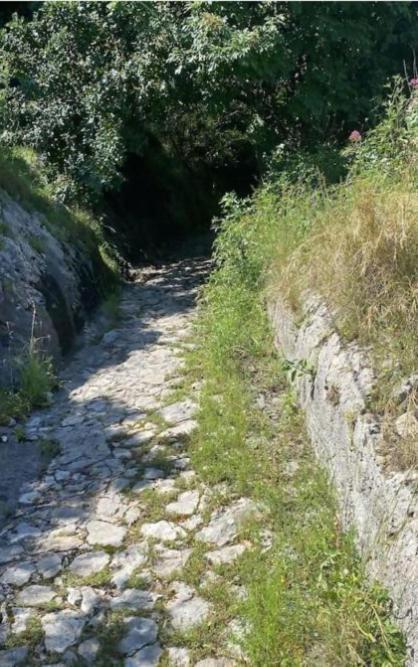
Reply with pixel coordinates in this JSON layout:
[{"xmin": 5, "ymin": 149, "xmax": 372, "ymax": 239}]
[
  {"xmin": 19, "ymin": 351, "xmax": 56, "ymax": 408},
  {"xmin": 0, "ymin": 390, "xmax": 29, "ymax": 425},
  {"xmin": 39, "ymin": 437, "xmax": 60, "ymax": 461},
  {"xmin": 2, "ymin": 3, "xmax": 417, "ymax": 204}
]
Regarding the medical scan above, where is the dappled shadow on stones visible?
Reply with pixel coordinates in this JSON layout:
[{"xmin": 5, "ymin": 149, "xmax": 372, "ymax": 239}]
[
  {"xmin": 64, "ymin": 257, "xmax": 210, "ymax": 382},
  {"xmin": 0, "ymin": 255, "xmax": 206, "ymax": 662},
  {"xmin": 0, "ymin": 256, "xmax": 208, "ymax": 558},
  {"xmin": 0, "ymin": 257, "xmax": 209, "ymax": 521}
]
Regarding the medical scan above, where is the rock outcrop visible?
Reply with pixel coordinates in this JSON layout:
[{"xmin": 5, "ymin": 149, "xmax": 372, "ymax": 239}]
[
  {"xmin": 0, "ymin": 188, "xmax": 107, "ymax": 387},
  {"xmin": 269, "ymin": 294, "xmax": 418, "ymax": 665}
]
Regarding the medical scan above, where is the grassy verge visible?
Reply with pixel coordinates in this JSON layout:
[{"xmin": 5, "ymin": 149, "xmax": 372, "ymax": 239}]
[{"xmin": 187, "ymin": 192, "xmax": 406, "ymax": 665}]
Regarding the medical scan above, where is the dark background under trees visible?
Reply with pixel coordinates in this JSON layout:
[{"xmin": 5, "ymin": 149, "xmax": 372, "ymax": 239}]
[{"xmin": 1, "ymin": 1, "xmax": 418, "ymax": 254}]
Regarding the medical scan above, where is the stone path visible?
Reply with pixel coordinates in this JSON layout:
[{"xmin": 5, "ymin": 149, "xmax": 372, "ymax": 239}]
[{"xmin": 0, "ymin": 259, "xmax": 257, "ymax": 666}]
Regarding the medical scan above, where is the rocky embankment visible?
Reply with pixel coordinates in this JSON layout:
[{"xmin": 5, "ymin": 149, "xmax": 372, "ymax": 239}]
[
  {"xmin": 0, "ymin": 184, "xmax": 116, "ymax": 523},
  {"xmin": 0, "ymin": 188, "xmax": 108, "ymax": 387},
  {"xmin": 269, "ymin": 294, "xmax": 418, "ymax": 665}
]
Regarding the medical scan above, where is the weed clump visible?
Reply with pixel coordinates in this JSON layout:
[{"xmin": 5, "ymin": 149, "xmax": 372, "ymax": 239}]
[
  {"xmin": 0, "ymin": 390, "xmax": 28, "ymax": 425},
  {"xmin": 19, "ymin": 351, "xmax": 56, "ymax": 408}
]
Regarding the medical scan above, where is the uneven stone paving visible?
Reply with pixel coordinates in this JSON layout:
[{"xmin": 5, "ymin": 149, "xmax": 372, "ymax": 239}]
[{"xmin": 0, "ymin": 259, "xmax": 259, "ymax": 666}]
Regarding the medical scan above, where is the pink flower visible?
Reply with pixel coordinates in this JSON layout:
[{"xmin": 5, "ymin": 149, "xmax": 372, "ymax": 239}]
[
  {"xmin": 349, "ymin": 130, "xmax": 362, "ymax": 142},
  {"xmin": 410, "ymin": 78, "xmax": 418, "ymax": 89}
]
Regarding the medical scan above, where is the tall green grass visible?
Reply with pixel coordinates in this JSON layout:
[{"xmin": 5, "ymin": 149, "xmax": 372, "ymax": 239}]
[
  {"xmin": 189, "ymin": 182, "xmax": 406, "ymax": 664},
  {"xmin": 19, "ymin": 351, "xmax": 56, "ymax": 409}
]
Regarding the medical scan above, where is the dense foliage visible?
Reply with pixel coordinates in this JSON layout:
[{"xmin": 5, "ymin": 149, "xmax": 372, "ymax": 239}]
[{"xmin": 1, "ymin": 1, "xmax": 418, "ymax": 208}]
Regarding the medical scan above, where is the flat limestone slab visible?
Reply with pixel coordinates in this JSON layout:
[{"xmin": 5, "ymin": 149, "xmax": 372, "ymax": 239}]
[
  {"xmin": 205, "ymin": 543, "xmax": 247, "ymax": 565},
  {"xmin": 42, "ymin": 609, "xmax": 86, "ymax": 653},
  {"xmin": 196, "ymin": 498, "xmax": 258, "ymax": 547},
  {"xmin": 0, "ymin": 647, "xmax": 29, "ymax": 666},
  {"xmin": 166, "ymin": 490, "xmax": 200, "ymax": 517},
  {"xmin": 152, "ymin": 546, "xmax": 192, "ymax": 579},
  {"xmin": 159, "ymin": 399, "xmax": 197, "ymax": 425},
  {"xmin": 69, "ymin": 551, "xmax": 110, "ymax": 577},
  {"xmin": 110, "ymin": 589, "xmax": 155, "ymax": 611},
  {"xmin": 117, "ymin": 616, "xmax": 158, "ymax": 655},
  {"xmin": 1, "ymin": 562, "xmax": 35, "ymax": 586},
  {"xmin": 16, "ymin": 585, "xmax": 55, "ymax": 607},
  {"xmin": 125, "ymin": 642, "xmax": 162, "ymax": 667},
  {"xmin": 141, "ymin": 520, "xmax": 186, "ymax": 542},
  {"xmin": 86, "ymin": 520, "xmax": 127, "ymax": 547},
  {"xmin": 166, "ymin": 582, "xmax": 211, "ymax": 631}
]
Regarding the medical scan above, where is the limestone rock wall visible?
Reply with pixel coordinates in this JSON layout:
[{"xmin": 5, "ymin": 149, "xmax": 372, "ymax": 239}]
[
  {"xmin": 0, "ymin": 189, "xmax": 102, "ymax": 387},
  {"xmin": 268, "ymin": 294, "xmax": 418, "ymax": 665}
]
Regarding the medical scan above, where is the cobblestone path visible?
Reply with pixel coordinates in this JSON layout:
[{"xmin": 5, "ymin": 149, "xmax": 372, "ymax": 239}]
[{"xmin": 0, "ymin": 259, "xmax": 257, "ymax": 667}]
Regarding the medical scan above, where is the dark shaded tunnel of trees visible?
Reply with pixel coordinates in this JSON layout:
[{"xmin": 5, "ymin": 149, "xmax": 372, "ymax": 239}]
[{"xmin": 104, "ymin": 139, "xmax": 258, "ymax": 260}]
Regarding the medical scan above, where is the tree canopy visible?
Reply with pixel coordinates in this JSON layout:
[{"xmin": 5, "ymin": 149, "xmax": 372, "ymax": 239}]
[{"xmin": 1, "ymin": 1, "xmax": 417, "ymax": 205}]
